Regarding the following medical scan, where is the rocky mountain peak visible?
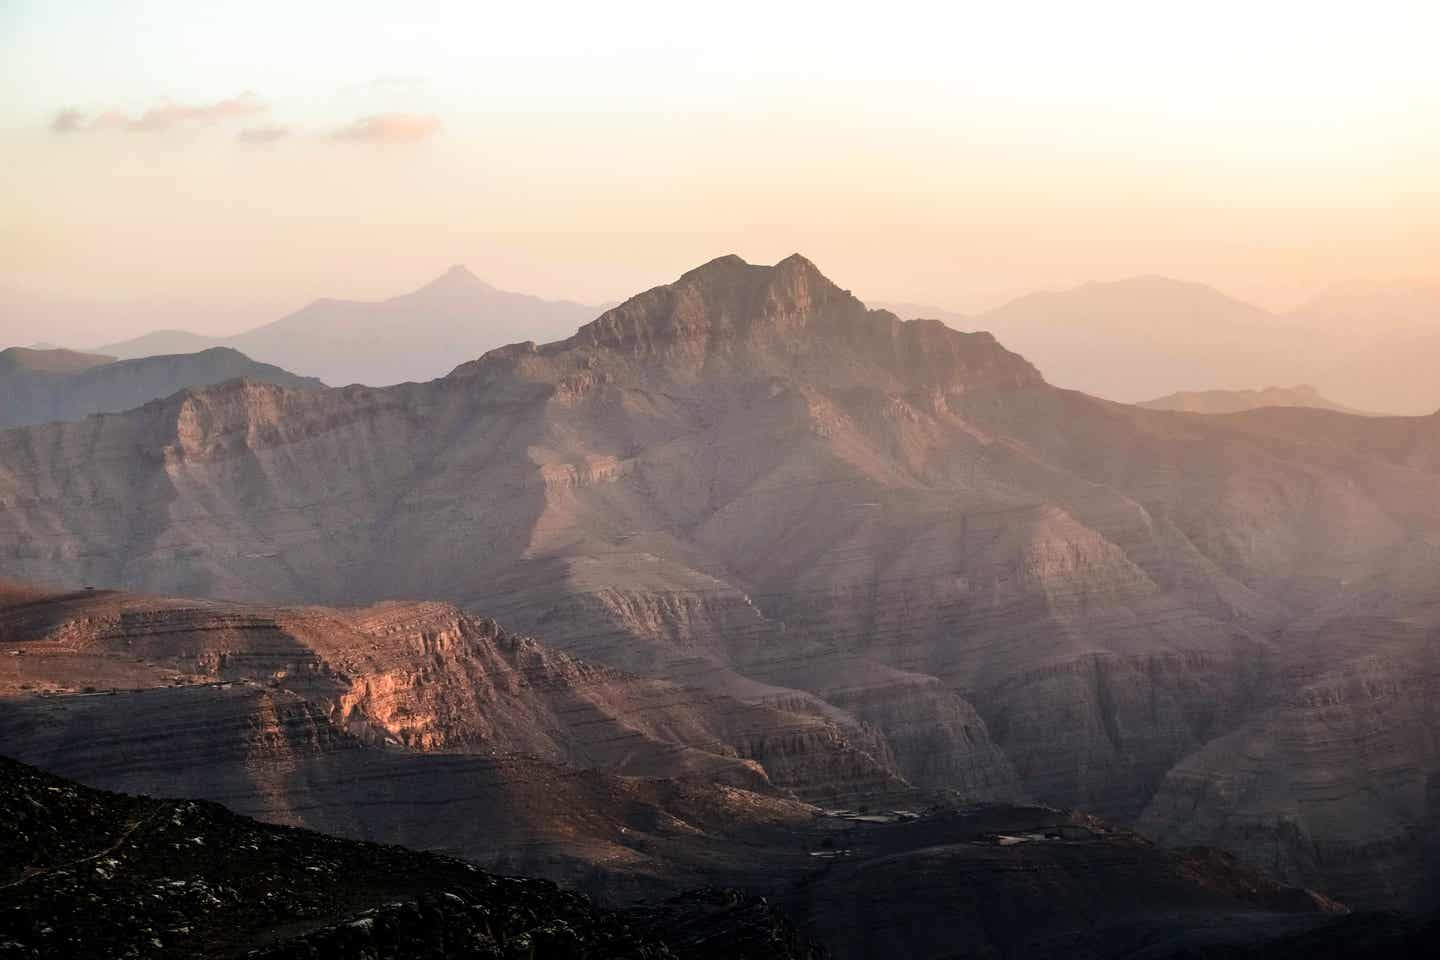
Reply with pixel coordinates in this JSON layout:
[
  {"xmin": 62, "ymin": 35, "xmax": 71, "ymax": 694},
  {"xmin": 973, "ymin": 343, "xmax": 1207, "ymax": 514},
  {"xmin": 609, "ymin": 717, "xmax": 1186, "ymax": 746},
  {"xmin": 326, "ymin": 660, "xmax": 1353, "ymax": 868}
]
[
  {"xmin": 573, "ymin": 253, "xmax": 849, "ymax": 353},
  {"xmin": 560, "ymin": 253, "xmax": 1043, "ymax": 394}
]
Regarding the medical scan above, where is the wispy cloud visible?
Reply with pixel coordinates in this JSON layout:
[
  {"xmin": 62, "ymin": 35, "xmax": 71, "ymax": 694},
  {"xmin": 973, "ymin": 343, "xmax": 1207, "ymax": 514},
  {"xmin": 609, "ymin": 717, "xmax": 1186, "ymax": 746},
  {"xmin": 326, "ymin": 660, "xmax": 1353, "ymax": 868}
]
[
  {"xmin": 50, "ymin": 93, "xmax": 267, "ymax": 134},
  {"xmin": 49, "ymin": 109, "xmax": 86, "ymax": 134},
  {"xmin": 236, "ymin": 123, "xmax": 291, "ymax": 145},
  {"xmin": 330, "ymin": 113, "xmax": 441, "ymax": 144}
]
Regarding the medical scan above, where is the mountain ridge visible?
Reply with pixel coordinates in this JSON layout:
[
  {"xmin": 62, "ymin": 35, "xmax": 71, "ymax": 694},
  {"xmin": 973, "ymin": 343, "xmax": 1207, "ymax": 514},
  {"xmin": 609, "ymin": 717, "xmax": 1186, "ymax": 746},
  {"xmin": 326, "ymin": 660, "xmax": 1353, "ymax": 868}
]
[
  {"xmin": 98, "ymin": 265, "xmax": 600, "ymax": 387},
  {"xmin": 1138, "ymin": 384, "xmax": 1372, "ymax": 416},
  {"xmin": 0, "ymin": 345, "xmax": 322, "ymax": 430}
]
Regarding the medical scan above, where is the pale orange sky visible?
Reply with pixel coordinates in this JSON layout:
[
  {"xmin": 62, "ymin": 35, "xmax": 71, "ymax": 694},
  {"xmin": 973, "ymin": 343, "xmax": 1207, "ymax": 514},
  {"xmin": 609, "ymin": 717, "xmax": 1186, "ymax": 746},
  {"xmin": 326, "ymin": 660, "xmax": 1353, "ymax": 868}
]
[{"xmin": 2, "ymin": 0, "xmax": 1437, "ymax": 335}]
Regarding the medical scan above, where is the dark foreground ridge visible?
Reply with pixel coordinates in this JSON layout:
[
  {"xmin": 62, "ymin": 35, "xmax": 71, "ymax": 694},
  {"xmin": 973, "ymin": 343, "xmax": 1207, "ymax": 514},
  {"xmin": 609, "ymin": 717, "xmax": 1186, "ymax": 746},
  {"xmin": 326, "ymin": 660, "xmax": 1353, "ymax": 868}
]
[
  {"xmin": 3, "ymin": 749, "xmax": 1438, "ymax": 959},
  {"xmin": 0, "ymin": 754, "xmax": 823, "ymax": 959}
]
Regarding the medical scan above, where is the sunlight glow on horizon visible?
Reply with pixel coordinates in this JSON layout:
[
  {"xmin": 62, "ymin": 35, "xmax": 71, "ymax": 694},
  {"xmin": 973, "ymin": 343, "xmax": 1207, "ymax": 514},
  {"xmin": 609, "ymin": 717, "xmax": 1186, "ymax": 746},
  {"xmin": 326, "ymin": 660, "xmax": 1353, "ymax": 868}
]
[{"xmin": 1, "ymin": 0, "xmax": 1436, "ymax": 328}]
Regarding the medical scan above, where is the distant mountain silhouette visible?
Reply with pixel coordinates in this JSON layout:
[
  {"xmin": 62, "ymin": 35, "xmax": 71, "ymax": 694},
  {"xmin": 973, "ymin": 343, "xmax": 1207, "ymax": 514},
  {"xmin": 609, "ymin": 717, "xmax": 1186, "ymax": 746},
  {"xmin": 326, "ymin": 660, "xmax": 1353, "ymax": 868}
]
[
  {"xmin": 1279, "ymin": 282, "xmax": 1440, "ymax": 414},
  {"xmin": 971, "ymin": 276, "xmax": 1320, "ymax": 402},
  {"xmin": 1138, "ymin": 384, "xmax": 1372, "ymax": 416},
  {"xmin": 100, "ymin": 266, "xmax": 599, "ymax": 386},
  {"xmin": 95, "ymin": 328, "xmax": 218, "ymax": 358},
  {"xmin": 0, "ymin": 345, "xmax": 322, "ymax": 429},
  {"xmin": 1306, "ymin": 331, "xmax": 1440, "ymax": 415},
  {"xmin": 1288, "ymin": 280, "xmax": 1440, "ymax": 336},
  {"xmin": 872, "ymin": 299, "xmax": 969, "ymax": 327},
  {"xmin": 795, "ymin": 278, "xmax": 1440, "ymax": 415}
]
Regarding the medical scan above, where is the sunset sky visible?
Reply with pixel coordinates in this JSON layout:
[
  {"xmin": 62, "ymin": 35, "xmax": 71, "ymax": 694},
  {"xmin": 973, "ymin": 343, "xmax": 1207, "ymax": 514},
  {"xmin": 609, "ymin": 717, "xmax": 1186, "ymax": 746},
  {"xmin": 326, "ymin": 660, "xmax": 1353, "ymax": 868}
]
[{"xmin": 2, "ymin": 0, "xmax": 1437, "ymax": 340}]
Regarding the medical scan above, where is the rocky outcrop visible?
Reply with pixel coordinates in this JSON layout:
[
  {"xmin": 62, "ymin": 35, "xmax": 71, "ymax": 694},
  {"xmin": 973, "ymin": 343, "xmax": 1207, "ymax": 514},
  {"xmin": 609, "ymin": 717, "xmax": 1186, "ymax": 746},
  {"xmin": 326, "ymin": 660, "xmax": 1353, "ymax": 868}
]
[
  {"xmin": 0, "ymin": 587, "xmax": 908, "ymax": 809},
  {"xmin": 1139, "ymin": 614, "xmax": 1440, "ymax": 910},
  {"xmin": 556, "ymin": 254, "xmax": 1042, "ymax": 395},
  {"xmin": 0, "ymin": 680, "xmax": 832, "ymax": 897},
  {"xmin": 0, "ymin": 754, "xmax": 819, "ymax": 959}
]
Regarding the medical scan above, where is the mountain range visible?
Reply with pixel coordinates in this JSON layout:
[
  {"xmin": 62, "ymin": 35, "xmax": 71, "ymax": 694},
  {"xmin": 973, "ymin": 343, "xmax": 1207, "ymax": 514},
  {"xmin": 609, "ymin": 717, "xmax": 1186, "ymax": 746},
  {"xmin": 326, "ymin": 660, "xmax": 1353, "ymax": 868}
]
[
  {"xmin": 5, "ymin": 253, "xmax": 1440, "ymax": 923},
  {"xmin": 1137, "ymin": 384, "xmax": 1370, "ymax": 416},
  {"xmin": 880, "ymin": 277, "xmax": 1440, "ymax": 414},
  {"xmin": 13, "ymin": 266, "xmax": 1423, "ymax": 413},
  {"xmin": 97, "ymin": 266, "xmax": 598, "ymax": 387},
  {"xmin": 0, "ymin": 345, "xmax": 322, "ymax": 429}
]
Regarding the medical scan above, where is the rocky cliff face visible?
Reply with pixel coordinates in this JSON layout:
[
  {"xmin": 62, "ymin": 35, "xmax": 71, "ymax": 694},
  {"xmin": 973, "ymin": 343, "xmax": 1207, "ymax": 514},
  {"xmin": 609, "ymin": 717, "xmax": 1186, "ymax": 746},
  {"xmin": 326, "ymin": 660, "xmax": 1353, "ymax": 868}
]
[
  {"xmin": 5, "ymin": 255, "xmax": 1440, "ymax": 908},
  {"xmin": 0, "ymin": 586, "xmax": 909, "ymax": 812},
  {"xmin": 1139, "ymin": 603, "xmax": 1440, "ymax": 911}
]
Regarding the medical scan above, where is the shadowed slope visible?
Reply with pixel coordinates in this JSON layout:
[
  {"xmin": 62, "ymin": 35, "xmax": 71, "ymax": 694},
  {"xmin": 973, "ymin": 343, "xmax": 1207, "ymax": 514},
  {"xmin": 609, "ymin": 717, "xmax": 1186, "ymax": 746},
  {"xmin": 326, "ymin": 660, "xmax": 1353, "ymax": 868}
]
[
  {"xmin": 0, "ymin": 753, "xmax": 823, "ymax": 958},
  {"xmin": 0, "ymin": 346, "xmax": 322, "ymax": 429}
]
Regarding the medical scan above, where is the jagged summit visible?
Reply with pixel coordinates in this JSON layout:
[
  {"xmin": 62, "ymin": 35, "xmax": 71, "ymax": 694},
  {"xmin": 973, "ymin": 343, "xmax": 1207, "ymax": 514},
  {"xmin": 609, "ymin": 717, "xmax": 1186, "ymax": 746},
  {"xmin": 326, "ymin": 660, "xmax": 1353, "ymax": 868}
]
[
  {"xmin": 675, "ymin": 252, "xmax": 824, "ymax": 284},
  {"xmin": 678, "ymin": 252, "xmax": 751, "ymax": 279},
  {"xmin": 574, "ymin": 252, "xmax": 847, "ymax": 347},
  {"xmin": 511, "ymin": 252, "xmax": 1046, "ymax": 394}
]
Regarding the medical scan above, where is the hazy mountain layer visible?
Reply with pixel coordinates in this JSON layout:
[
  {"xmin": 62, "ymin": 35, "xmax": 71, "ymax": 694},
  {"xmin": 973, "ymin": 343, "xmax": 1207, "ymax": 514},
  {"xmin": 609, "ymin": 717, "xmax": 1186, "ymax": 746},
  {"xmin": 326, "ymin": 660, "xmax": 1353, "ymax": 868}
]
[
  {"xmin": 0, "ymin": 345, "xmax": 322, "ymax": 429},
  {"xmin": 99, "ymin": 266, "xmax": 598, "ymax": 386},
  {"xmin": 1138, "ymin": 384, "xmax": 1369, "ymax": 415},
  {"xmin": 1309, "ymin": 329, "xmax": 1440, "ymax": 415},
  {"xmin": 960, "ymin": 276, "xmax": 1440, "ymax": 414},
  {"xmin": 970, "ymin": 276, "xmax": 1314, "ymax": 402}
]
